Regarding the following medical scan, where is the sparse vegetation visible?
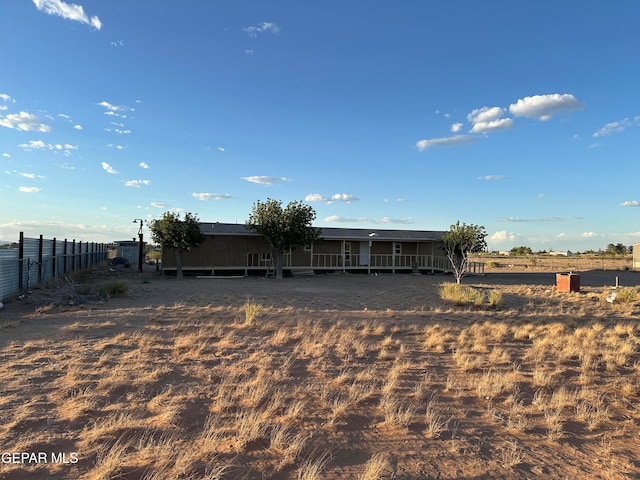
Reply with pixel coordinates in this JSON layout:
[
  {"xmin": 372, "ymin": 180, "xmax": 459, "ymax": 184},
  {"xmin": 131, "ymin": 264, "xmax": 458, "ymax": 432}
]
[
  {"xmin": 98, "ymin": 279, "xmax": 129, "ymax": 297},
  {"xmin": 1, "ymin": 270, "xmax": 639, "ymax": 479}
]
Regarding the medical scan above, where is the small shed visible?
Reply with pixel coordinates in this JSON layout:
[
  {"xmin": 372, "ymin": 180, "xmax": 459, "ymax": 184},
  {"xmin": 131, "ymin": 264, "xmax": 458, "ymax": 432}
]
[{"xmin": 116, "ymin": 240, "xmax": 145, "ymax": 266}]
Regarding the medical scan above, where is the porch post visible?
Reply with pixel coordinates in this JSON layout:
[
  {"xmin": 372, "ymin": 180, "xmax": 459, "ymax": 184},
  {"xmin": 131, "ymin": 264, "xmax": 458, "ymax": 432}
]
[
  {"xmin": 392, "ymin": 242, "xmax": 396, "ymax": 274},
  {"xmin": 431, "ymin": 241, "xmax": 435, "ymax": 274}
]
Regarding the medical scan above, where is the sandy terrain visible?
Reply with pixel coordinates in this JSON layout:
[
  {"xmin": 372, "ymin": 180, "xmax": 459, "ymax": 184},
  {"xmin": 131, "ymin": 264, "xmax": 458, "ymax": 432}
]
[{"xmin": 0, "ymin": 266, "xmax": 639, "ymax": 479}]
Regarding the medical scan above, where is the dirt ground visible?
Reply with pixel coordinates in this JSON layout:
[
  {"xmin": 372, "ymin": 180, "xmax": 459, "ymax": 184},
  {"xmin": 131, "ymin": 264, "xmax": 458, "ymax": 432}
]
[{"xmin": 0, "ymin": 266, "xmax": 639, "ymax": 479}]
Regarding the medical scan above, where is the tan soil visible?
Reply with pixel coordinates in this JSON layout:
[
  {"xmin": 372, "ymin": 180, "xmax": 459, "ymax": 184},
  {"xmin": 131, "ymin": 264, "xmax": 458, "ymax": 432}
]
[{"xmin": 0, "ymin": 265, "xmax": 639, "ymax": 479}]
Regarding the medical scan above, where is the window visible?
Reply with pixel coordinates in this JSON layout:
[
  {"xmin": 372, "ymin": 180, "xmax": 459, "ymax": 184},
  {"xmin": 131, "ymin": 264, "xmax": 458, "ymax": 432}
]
[
  {"xmin": 260, "ymin": 252, "xmax": 272, "ymax": 264},
  {"xmin": 394, "ymin": 242, "xmax": 402, "ymax": 255}
]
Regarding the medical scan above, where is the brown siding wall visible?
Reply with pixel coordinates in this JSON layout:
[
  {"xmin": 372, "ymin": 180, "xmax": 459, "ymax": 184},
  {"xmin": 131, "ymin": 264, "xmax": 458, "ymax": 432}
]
[
  {"xmin": 313, "ymin": 240, "xmax": 342, "ymax": 254},
  {"xmin": 400, "ymin": 242, "xmax": 417, "ymax": 255},
  {"xmin": 290, "ymin": 246, "xmax": 312, "ymax": 266},
  {"xmin": 371, "ymin": 242, "xmax": 392, "ymax": 254}
]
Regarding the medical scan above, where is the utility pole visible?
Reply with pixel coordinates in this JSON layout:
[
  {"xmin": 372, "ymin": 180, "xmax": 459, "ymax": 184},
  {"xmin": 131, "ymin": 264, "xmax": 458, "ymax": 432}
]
[{"xmin": 133, "ymin": 219, "xmax": 144, "ymax": 273}]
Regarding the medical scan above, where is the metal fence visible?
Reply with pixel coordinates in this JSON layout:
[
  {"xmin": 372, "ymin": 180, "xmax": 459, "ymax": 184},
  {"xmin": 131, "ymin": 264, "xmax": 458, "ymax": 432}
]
[{"xmin": 0, "ymin": 232, "xmax": 108, "ymax": 302}]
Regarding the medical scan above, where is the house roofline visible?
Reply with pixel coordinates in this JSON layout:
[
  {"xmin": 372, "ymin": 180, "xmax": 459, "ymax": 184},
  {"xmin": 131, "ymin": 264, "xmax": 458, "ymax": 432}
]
[{"xmin": 198, "ymin": 222, "xmax": 444, "ymax": 242}]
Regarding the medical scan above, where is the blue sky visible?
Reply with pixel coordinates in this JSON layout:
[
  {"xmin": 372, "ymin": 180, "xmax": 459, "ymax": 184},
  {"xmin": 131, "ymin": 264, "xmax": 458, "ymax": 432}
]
[{"xmin": 1, "ymin": 1, "xmax": 638, "ymax": 251}]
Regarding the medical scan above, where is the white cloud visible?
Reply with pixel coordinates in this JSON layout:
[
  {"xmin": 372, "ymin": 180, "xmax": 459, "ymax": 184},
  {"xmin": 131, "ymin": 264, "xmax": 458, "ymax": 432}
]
[
  {"xmin": 306, "ymin": 193, "xmax": 358, "ymax": 204},
  {"xmin": 305, "ymin": 194, "xmax": 327, "ymax": 202},
  {"xmin": 450, "ymin": 122, "xmax": 463, "ymax": 133},
  {"xmin": 331, "ymin": 193, "xmax": 357, "ymax": 203},
  {"xmin": 0, "ymin": 93, "xmax": 14, "ymax": 103},
  {"xmin": 98, "ymin": 101, "xmax": 133, "ymax": 115},
  {"xmin": 241, "ymin": 176, "xmax": 290, "ymax": 185},
  {"xmin": 379, "ymin": 217, "xmax": 413, "ymax": 224},
  {"xmin": 509, "ymin": 93, "xmax": 583, "ymax": 121},
  {"xmin": 469, "ymin": 118, "xmax": 514, "ymax": 134},
  {"xmin": 124, "ymin": 179, "xmax": 150, "ymax": 188},
  {"xmin": 620, "ymin": 200, "xmax": 639, "ymax": 207},
  {"xmin": 478, "ymin": 175, "xmax": 507, "ymax": 181},
  {"xmin": 18, "ymin": 186, "xmax": 41, "ymax": 193},
  {"xmin": 467, "ymin": 106, "xmax": 505, "ymax": 124},
  {"xmin": 18, "ymin": 172, "xmax": 36, "ymax": 179},
  {"xmin": 0, "ymin": 111, "xmax": 52, "ymax": 132},
  {"xmin": 111, "ymin": 40, "xmax": 124, "ymax": 47},
  {"xmin": 490, "ymin": 230, "xmax": 518, "ymax": 242},
  {"xmin": 243, "ymin": 22, "xmax": 281, "ymax": 37},
  {"xmin": 19, "ymin": 140, "xmax": 47, "ymax": 150},
  {"xmin": 218, "ymin": 147, "xmax": 225, "ymax": 152},
  {"xmin": 18, "ymin": 140, "xmax": 77, "ymax": 155},
  {"xmin": 416, "ymin": 135, "xmax": 476, "ymax": 151},
  {"xmin": 502, "ymin": 216, "xmax": 581, "ymax": 223},
  {"xmin": 191, "ymin": 192, "xmax": 233, "ymax": 201},
  {"xmin": 150, "ymin": 202, "xmax": 165, "ymax": 208},
  {"xmin": 139, "ymin": 162, "xmax": 149, "ymax": 169},
  {"xmin": 32, "ymin": 0, "xmax": 101, "ymax": 30},
  {"xmin": 466, "ymin": 106, "xmax": 514, "ymax": 134},
  {"xmin": 325, "ymin": 215, "xmax": 367, "ymax": 223},
  {"xmin": 324, "ymin": 215, "xmax": 411, "ymax": 224},
  {"xmin": 73, "ymin": 124, "xmax": 83, "ymax": 130},
  {"xmin": 101, "ymin": 162, "xmax": 118, "ymax": 175},
  {"xmin": 2, "ymin": 153, "xmax": 11, "ymax": 158},
  {"xmin": 593, "ymin": 117, "xmax": 637, "ymax": 137}
]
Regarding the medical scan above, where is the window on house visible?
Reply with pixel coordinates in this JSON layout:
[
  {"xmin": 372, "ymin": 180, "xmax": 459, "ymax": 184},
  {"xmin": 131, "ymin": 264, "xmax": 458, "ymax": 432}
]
[{"xmin": 394, "ymin": 242, "xmax": 402, "ymax": 255}]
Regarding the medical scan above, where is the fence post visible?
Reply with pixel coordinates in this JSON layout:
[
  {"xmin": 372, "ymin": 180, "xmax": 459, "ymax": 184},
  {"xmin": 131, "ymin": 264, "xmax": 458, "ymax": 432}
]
[
  {"xmin": 38, "ymin": 234, "xmax": 43, "ymax": 285},
  {"xmin": 52, "ymin": 237, "xmax": 57, "ymax": 280},
  {"xmin": 63, "ymin": 239, "xmax": 68, "ymax": 275},
  {"xmin": 18, "ymin": 231, "xmax": 24, "ymax": 292},
  {"xmin": 72, "ymin": 240, "xmax": 76, "ymax": 271}
]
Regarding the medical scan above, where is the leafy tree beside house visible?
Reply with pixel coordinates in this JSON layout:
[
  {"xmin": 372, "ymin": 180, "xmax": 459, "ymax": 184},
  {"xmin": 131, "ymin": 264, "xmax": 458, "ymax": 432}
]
[
  {"xmin": 442, "ymin": 221, "xmax": 487, "ymax": 284},
  {"xmin": 246, "ymin": 198, "xmax": 319, "ymax": 279},
  {"xmin": 149, "ymin": 211, "xmax": 205, "ymax": 280}
]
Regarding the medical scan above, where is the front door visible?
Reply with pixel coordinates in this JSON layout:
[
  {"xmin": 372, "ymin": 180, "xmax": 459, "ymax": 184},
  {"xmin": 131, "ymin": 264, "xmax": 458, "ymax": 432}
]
[{"xmin": 359, "ymin": 241, "xmax": 369, "ymax": 266}]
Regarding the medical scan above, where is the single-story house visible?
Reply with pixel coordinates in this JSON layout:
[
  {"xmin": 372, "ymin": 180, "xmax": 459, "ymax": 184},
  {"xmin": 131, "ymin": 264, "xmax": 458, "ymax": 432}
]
[{"xmin": 160, "ymin": 222, "xmax": 457, "ymax": 276}]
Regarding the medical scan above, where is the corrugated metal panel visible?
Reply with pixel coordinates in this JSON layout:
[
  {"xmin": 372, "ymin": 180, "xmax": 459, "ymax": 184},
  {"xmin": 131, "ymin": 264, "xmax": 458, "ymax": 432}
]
[
  {"xmin": 0, "ymin": 249, "xmax": 19, "ymax": 302},
  {"xmin": 0, "ymin": 237, "xmax": 108, "ymax": 301}
]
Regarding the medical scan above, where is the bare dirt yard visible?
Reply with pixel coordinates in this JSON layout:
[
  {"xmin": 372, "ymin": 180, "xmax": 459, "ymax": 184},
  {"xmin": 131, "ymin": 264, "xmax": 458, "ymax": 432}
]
[{"xmin": 1, "ymin": 265, "xmax": 639, "ymax": 479}]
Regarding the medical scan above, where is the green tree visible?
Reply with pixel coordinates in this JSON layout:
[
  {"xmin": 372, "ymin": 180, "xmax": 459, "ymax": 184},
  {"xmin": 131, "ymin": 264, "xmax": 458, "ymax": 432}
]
[
  {"xmin": 246, "ymin": 198, "xmax": 319, "ymax": 279},
  {"xmin": 442, "ymin": 221, "xmax": 487, "ymax": 284},
  {"xmin": 510, "ymin": 246, "xmax": 533, "ymax": 256},
  {"xmin": 148, "ymin": 211, "xmax": 205, "ymax": 279},
  {"xmin": 605, "ymin": 243, "xmax": 627, "ymax": 256}
]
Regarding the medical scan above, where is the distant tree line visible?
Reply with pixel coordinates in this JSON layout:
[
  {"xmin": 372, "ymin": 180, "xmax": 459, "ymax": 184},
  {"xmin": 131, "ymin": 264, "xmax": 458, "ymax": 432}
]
[{"xmin": 493, "ymin": 243, "xmax": 633, "ymax": 256}]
